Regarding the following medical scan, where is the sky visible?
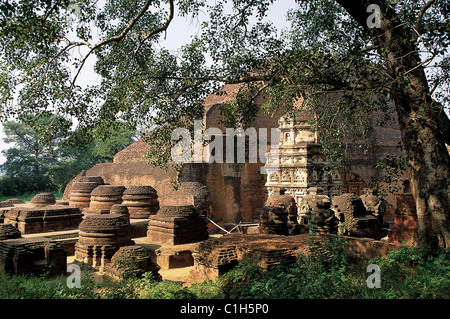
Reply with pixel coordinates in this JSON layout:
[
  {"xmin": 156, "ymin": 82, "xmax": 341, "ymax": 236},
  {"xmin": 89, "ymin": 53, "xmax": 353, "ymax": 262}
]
[{"xmin": 0, "ymin": 1, "xmax": 294, "ymax": 165}]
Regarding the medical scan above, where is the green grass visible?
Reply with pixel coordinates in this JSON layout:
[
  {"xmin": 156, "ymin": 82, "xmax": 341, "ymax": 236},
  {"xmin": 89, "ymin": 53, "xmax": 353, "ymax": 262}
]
[{"xmin": 0, "ymin": 191, "xmax": 63, "ymax": 202}]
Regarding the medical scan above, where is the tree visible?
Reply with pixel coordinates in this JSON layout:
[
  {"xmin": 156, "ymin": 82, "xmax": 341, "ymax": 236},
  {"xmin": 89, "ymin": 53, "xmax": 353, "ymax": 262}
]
[
  {"xmin": 0, "ymin": 0, "xmax": 448, "ymax": 248},
  {"xmin": 0, "ymin": 113, "xmax": 71, "ymax": 194},
  {"xmin": 90, "ymin": 122, "xmax": 138, "ymax": 163},
  {"xmin": 0, "ymin": 115, "xmax": 136, "ymax": 194},
  {"xmin": 47, "ymin": 121, "xmax": 136, "ymax": 192},
  {"xmin": 288, "ymin": 0, "xmax": 450, "ymax": 249}
]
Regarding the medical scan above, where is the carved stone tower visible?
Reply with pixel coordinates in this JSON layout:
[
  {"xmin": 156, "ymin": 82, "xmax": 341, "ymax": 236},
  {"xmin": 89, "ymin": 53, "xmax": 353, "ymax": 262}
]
[{"xmin": 264, "ymin": 111, "xmax": 343, "ymax": 207}]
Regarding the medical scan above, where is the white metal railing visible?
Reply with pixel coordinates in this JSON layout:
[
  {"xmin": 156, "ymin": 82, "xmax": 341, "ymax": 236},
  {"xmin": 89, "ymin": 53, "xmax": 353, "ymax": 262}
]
[{"xmin": 206, "ymin": 217, "xmax": 259, "ymax": 234}]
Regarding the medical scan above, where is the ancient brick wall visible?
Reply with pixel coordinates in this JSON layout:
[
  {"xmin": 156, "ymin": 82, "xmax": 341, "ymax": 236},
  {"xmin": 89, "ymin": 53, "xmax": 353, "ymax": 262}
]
[
  {"xmin": 63, "ymin": 160, "xmax": 269, "ymax": 226},
  {"xmin": 113, "ymin": 138, "xmax": 149, "ymax": 163},
  {"xmin": 82, "ymin": 162, "xmax": 179, "ymax": 207},
  {"xmin": 63, "ymin": 84, "xmax": 405, "ymax": 227},
  {"xmin": 205, "ymin": 162, "xmax": 267, "ymax": 225}
]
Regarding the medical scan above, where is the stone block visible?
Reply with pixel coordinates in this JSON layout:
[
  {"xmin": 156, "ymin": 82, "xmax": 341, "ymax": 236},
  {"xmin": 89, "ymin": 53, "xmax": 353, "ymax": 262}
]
[
  {"xmin": 0, "ymin": 237, "xmax": 67, "ymax": 276},
  {"xmin": 147, "ymin": 206, "xmax": 209, "ymax": 245},
  {"xmin": 4, "ymin": 206, "xmax": 83, "ymax": 234}
]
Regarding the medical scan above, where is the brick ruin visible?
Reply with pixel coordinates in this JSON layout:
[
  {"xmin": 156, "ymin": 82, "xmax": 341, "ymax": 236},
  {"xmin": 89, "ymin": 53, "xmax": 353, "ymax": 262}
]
[
  {"xmin": 30, "ymin": 192, "xmax": 56, "ymax": 207},
  {"xmin": 0, "ymin": 193, "xmax": 81, "ymax": 276},
  {"xmin": 297, "ymin": 187, "xmax": 339, "ymax": 235},
  {"xmin": 388, "ymin": 193, "xmax": 418, "ymax": 245},
  {"xmin": 147, "ymin": 205, "xmax": 209, "ymax": 245},
  {"xmin": 0, "ymin": 84, "xmax": 419, "ymax": 283},
  {"xmin": 74, "ymin": 214, "xmax": 135, "ymax": 270},
  {"xmin": 0, "ymin": 235, "xmax": 67, "ymax": 276},
  {"xmin": 264, "ymin": 194, "xmax": 302, "ymax": 235},
  {"xmin": 104, "ymin": 245, "xmax": 161, "ymax": 280},
  {"xmin": 0, "ymin": 179, "xmax": 414, "ymax": 282},
  {"xmin": 332, "ymin": 192, "xmax": 386, "ymax": 239},
  {"xmin": 63, "ymin": 85, "xmax": 407, "ymax": 229},
  {"xmin": 3, "ymin": 193, "xmax": 83, "ymax": 235},
  {"xmin": 69, "ymin": 176, "xmax": 105, "ymax": 209},
  {"xmin": 122, "ymin": 185, "xmax": 159, "ymax": 219},
  {"xmin": 84, "ymin": 185, "xmax": 126, "ymax": 214},
  {"xmin": 0, "ymin": 224, "xmax": 21, "ymax": 241}
]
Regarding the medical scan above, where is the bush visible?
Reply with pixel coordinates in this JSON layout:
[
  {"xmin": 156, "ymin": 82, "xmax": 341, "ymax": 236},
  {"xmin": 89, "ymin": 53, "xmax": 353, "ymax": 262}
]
[
  {"xmin": 217, "ymin": 235, "xmax": 359, "ymax": 299},
  {"xmin": 56, "ymin": 269, "xmax": 138, "ymax": 299},
  {"xmin": 130, "ymin": 272, "xmax": 194, "ymax": 299},
  {"xmin": 215, "ymin": 235, "xmax": 450, "ymax": 299},
  {"xmin": 0, "ymin": 272, "xmax": 63, "ymax": 299},
  {"xmin": 363, "ymin": 244, "xmax": 450, "ymax": 298}
]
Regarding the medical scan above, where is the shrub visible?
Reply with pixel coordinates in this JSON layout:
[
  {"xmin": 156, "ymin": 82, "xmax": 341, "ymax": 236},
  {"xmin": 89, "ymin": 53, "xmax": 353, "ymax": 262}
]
[
  {"xmin": 215, "ymin": 235, "xmax": 450, "ymax": 299},
  {"xmin": 217, "ymin": 235, "xmax": 358, "ymax": 299},
  {"xmin": 129, "ymin": 272, "xmax": 194, "ymax": 299},
  {"xmin": 56, "ymin": 269, "xmax": 137, "ymax": 299},
  {"xmin": 363, "ymin": 244, "xmax": 450, "ymax": 298},
  {"xmin": 188, "ymin": 279, "xmax": 222, "ymax": 299},
  {"xmin": 0, "ymin": 272, "xmax": 63, "ymax": 299}
]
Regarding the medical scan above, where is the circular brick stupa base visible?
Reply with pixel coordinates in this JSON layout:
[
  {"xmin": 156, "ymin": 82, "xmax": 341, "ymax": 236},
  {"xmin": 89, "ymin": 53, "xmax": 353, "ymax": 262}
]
[
  {"xmin": 31, "ymin": 193, "xmax": 56, "ymax": 207},
  {"xmin": 75, "ymin": 214, "xmax": 134, "ymax": 268},
  {"xmin": 122, "ymin": 185, "xmax": 159, "ymax": 219},
  {"xmin": 105, "ymin": 245, "xmax": 162, "ymax": 280},
  {"xmin": 69, "ymin": 176, "xmax": 105, "ymax": 209},
  {"xmin": 84, "ymin": 185, "xmax": 126, "ymax": 214}
]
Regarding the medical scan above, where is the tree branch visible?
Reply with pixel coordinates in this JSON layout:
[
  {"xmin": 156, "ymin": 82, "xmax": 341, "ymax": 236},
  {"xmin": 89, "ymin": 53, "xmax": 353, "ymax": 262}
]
[
  {"xmin": 91, "ymin": 0, "xmax": 154, "ymax": 50},
  {"xmin": 172, "ymin": 78, "xmax": 208, "ymax": 104},
  {"xmin": 68, "ymin": 49, "xmax": 94, "ymax": 93},
  {"xmin": 64, "ymin": 0, "xmax": 175, "ymax": 96},
  {"xmin": 133, "ymin": 0, "xmax": 175, "ymax": 55},
  {"xmin": 231, "ymin": 0, "xmax": 256, "ymax": 36},
  {"xmin": 60, "ymin": 0, "xmax": 154, "ymax": 50},
  {"xmin": 415, "ymin": 0, "xmax": 436, "ymax": 36},
  {"xmin": 10, "ymin": 125, "xmax": 35, "ymax": 150},
  {"xmin": 146, "ymin": 74, "xmax": 275, "ymax": 84}
]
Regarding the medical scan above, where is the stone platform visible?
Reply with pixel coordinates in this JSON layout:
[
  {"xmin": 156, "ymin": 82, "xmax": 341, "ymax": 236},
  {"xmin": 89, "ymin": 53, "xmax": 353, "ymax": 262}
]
[
  {"xmin": 147, "ymin": 205, "xmax": 209, "ymax": 245},
  {"xmin": 0, "ymin": 236, "xmax": 67, "ymax": 276},
  {"xmin": 22, "ymin": 229, "xmax": 80, "ymax": 256},
  {"xmin": 3, "ymin": 204, "xmax": 83, "ymax": 234},
  {"xmin": 0, "ymin": 218, "xmax": 150, "ymax": 259},
  {"xmin": 133, "ymin": 235, "xmax": 221, "ymax": 270}
]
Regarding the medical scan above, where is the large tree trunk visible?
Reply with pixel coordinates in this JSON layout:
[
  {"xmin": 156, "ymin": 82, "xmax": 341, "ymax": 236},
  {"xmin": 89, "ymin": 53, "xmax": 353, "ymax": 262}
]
[{"xmin": 337, "ymin": 0, "xmax": 450, "ymax": 248}]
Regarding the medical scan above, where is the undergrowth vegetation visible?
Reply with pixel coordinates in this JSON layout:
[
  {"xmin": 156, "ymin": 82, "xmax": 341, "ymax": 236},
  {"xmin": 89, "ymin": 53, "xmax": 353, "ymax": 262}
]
[{"xmin": 0, "ymin": 236, "xmax": 448, "ymax": 299}]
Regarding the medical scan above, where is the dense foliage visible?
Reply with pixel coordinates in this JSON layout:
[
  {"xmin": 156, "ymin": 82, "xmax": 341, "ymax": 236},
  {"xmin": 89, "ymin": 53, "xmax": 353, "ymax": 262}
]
[
  {"xmin": 0, "ymin": 236, "xmax": 448, "ymax": 299},
  {"xmin": 0, "ymin": 115, "xmax": 136, "ymax": 195},
  {"xmin": 0, "ymin": 0, "xmax": 447, "ymax": 163}
]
